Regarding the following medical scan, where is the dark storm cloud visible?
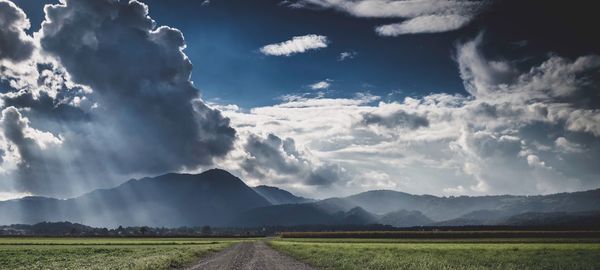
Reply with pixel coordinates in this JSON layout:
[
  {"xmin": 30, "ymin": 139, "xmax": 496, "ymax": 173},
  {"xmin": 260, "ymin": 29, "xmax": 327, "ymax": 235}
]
[
  {"xmin": 242, "ymin": 134, "xmax": 301, "ymax": 176},
  {"xmin": 2, "ymin": 89, "xmax": 90, "ymax": 124},
  {"xmin": 38, "ymin": 0, "xmax": 235, "ymax": 171},
  {"xmin": 361, "ymin": 110, "xmax": 429, "ymax": 129},
  {"xmin": 0, "ymin": 0, "xmax": 35, "ymax": 62},
  {"xmin": 0, "ymin": 0, "xmax": 236, "ymax": 196},
  {"xmin": 1, "ymin": 108, "xmax": 35, "ymax": 160},
  {"xmin": 306, "ymin": 163, "xmax": 344, "ymax": 186},
  {"xmin": 242, "ymin": 133, "xmax": 342, "ymax": 186}
]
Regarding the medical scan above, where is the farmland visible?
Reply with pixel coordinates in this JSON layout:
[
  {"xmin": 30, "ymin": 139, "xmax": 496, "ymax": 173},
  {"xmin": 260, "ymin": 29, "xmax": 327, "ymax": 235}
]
[
  {"xmin": 2, "ymin": 234, "xmax": 600, "ymax": 270},
  {"xmin": 279, "ymin": 230, "xmax": 600, "ymax": 239},
  {"xmin": 0, "ymin": 237, "xmax": 240, "ymax": 270},
  {"xmin": 270, "ymin": 236, "xmax": 600, "ymax": 270}
]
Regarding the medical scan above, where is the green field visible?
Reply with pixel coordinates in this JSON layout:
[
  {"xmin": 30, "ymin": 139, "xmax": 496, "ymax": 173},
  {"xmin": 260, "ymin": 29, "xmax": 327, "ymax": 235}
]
[
  {"xmin": 270, "ymin": 238, "xmax": 600, "ymax": 270},
  {"xmin": 4, "ymin": 236, "xmax": 600, "ymax": 270},
  {"xmin": 0, "ymin": 238, "xmax": 240, "ymax": 270}
]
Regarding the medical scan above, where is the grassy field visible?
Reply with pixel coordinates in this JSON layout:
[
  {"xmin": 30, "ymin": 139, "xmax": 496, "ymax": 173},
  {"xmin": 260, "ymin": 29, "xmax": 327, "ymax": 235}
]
[
  {"xmin": 0, "ymin": 237, "xmax": 240, "ymax": 270},
  {"xmin": 270, "ymin": 238, "xmax": 600, "ymax": 270},
  {"xmin": 279, "ymin": 230, "xmax": 600, "ymax": 239}
]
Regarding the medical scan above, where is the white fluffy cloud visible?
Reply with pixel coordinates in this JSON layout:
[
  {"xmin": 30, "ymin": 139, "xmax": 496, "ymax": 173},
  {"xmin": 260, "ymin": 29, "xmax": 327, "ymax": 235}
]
[
  {"xmin": 260, "ymin": 35, "xmax": 329, "ymax": 56},
  {"xmin": 215, "ymin": 34, "xmax": 600, "ymax": 197},
  {"xmin": 310, "ymin": 80, "xmax": 331, "ymax": 90},
  {"xmin": 376, "ymin": 14, "xmax": 471, "ymax": 36},
  {"xmin": 290, "ymin": 0, "xmax": 489, "ymax": 35},
  {"xmin": 0, "ymin": 0, "xmax": 35, "ymax": 62}
]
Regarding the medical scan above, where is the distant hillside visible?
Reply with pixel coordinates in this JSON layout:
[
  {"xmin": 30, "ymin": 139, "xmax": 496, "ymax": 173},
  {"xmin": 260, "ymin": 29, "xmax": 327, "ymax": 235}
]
[
  {"xmin": 1, "ymin": 168, "xmax": 600, "ymax": 228},
  {"xmin": 501, "ymin": 211, "xmax": 600, "ymax": 227},
  {"xmin": 323, "ymin": 189, "xmax": 600, "ymax": 221},
  {"xmin": 0, "ymin": 169, "xmax": 270, "ymax": 227},
  {"xmin": 232, "ymin": 203, "xmax": 337, "ymax": 227},
  {"xmin": 253, "ymin": 185, "xmax": 314, "ymax": 205},
  {"xmin": 379, "ymin": 210, "xmax": 433, "ymax": 227},
  {"xmin": 338, "ymin": 207, "xmax": 379, "ymax": 225},
  {"xmin": 234, "ymin": 188, "xmax": 600, "ymax": 227}
]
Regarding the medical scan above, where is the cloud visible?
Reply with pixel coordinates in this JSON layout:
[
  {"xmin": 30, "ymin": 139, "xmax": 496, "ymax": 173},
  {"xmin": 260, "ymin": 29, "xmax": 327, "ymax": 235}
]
[
  {"xmin": 240, "ymin": 133, "xmax": 344, "ymax": 186},
  {"xmin": 338, "ymin": 51, "xmax": 357, "ymax": 61},
  {"xmin": 456, "ymin": 33, "xmax": 517, "ymax": 97},
  {"xmin": 375, "ymin": 14, "xmax": 471, "ymax": 36},
  {"xmin": 361, "ymin": 110, "xmax": 429, "ymax": 129},
  {"xmin": 554, "ymin": 137, "xmax": 584, "ymax": 153},
  {"xmin": 260, "ymin": 35, "xmax": 328, "ymax": 56},
  {"xmin": 310, "ymin": 80, "xmax": 331, "ymax": 90},
  {"xmin": 0, "ymin": 0, "xmax": 35, "ymax": 62},
  {"xmin": 216, "ymin": 34, "xmax": 600, "ymax": 196},
  {"xmin": 0, "ymin": 106, "xmax": 64, "ymax": 194},
  {"xmin": 0, "ymin": 0, "xmax": 236, "ymax": 197},
  {"xmin": 290, "ymin": 0, "xmax": 489, "ymax": 35}
]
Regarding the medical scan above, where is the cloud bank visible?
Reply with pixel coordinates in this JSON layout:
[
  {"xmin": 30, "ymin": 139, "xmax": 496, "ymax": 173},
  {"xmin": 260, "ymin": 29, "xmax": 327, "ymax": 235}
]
[
  {"xmin": 216, "ymin": 35, "xmax": 600, "ymax": 197},
  {"xmin": 260, "ymin": 35, "xmax": 329, "ymax": 56},
  {"xmin": 1, "ymin": 0, "xmax": 599, "ymax": 201}
]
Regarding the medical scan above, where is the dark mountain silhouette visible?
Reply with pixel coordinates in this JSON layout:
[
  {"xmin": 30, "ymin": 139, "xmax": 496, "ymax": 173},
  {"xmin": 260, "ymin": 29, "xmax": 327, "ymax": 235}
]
[
  {"xmin": 252, "ymin": 185, "xmax": 313, "ymax": 205},
  {"xmin": 500, "ymin": 211, "xmax": 600, "ymax": 227},
  {"xmin": 233, "ymin": 205, "xmax": 379, "ymax": 227},
  {"xmin": 319, "ymin": 189, "xmax": 600, "ymax": 221},
  {"xmin": 0, "ymin": 221, "xmax": 96, "ymax": 235},
  {"xmin": 233, "ymin": 188, "xmax": 600, "ymax": 227},
  {"xmin": 431, "ymin": 210, "xmax": 512, "ymax": 226},
  {"xmin": 1, "ymin": 169, "xmax": 600, "ymax": 228},
  {"xmin": 0, "ymin": 169, "xmax": 270, "ymax": 227},
  {"xmin": 232, "ymin": 203, "xmax": 336, "ymax": 227}
]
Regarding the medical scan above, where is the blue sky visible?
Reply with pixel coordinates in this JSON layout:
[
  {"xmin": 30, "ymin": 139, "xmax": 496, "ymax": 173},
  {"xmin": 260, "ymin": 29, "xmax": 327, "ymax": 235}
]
[
  {"xmin": 1, "ymin": 0, "xmax": 600, "ymax": 199},
  {"xmin": 14, "ymin": 0, "xmax": 600, "ymax": 108},
  {"xmin": 16, "ymin": 0, "xmax": 475, "ymax": 107}
]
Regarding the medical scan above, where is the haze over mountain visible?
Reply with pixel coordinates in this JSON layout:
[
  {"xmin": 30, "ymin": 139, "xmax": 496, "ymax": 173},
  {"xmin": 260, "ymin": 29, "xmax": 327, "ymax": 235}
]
[
  {"xmin": 0, "ymin": 169, "xmax": 270, "ymax": 227},
  {"xmin": 1, "ymin": 169, "xmax": 599, "ymax": 228}
]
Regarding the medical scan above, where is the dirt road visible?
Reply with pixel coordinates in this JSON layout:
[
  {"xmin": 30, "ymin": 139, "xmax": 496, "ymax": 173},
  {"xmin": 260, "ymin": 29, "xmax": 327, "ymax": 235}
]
[{"xmin": 184, "ymin": 240, "xmax": 317, "ymax": 270}]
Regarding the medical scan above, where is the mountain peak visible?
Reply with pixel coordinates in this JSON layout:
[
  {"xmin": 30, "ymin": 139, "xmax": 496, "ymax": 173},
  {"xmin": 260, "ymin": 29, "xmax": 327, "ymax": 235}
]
[
  {"xmin": 201, "ymin": 168, "xmax": 235, "ymax": 177},
  {"xmin": 152, "ymin": 168, "xmax": 234, "ymax": 180}
]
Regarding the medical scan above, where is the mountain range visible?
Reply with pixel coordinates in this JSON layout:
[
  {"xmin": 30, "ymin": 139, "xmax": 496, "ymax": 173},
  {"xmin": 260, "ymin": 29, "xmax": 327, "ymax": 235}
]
[{"xmin": 1, "ymin": 169, "xmax": 599, "ymax": 228}]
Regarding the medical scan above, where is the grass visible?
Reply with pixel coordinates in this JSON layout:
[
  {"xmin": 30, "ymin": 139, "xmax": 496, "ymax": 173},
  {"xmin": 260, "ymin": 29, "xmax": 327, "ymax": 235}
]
[
  {"xmin": 0, "ymin": 237, "xmax": 240, "ymax": 270},
  {"xmin": 270, "ymin": 238, "xmax": 600, "ymax": 270},
  {"xmin": 280, "ymin": 231, "xmax": 600, "ymax": 239},
  {"xmin": 275, "ymin": 237, "xmax": 600, "ymax": 243}
]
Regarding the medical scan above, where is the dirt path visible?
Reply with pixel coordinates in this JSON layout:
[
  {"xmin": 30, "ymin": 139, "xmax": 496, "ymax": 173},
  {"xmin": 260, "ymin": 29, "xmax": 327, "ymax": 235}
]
[{"xmin": 183, "ymin": 240, "xmax": 317, "ymax": 270}]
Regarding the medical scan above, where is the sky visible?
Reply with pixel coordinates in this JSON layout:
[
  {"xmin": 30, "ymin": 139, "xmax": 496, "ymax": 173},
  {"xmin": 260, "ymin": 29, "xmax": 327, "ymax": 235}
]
[{"xmin": 0, "ymin": 0, "xmax": 599, "ymax": 200}]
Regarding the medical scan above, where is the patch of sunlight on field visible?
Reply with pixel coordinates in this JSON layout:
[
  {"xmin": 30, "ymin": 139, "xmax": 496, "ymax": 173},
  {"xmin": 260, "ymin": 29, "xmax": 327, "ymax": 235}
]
[
  {"xmin": 0, "ymin": 238, "xmax": 240, "ymax": 270},
  {"xmin": 270, "ymin": 239, "xmax": 600, "ymax": 270}
]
